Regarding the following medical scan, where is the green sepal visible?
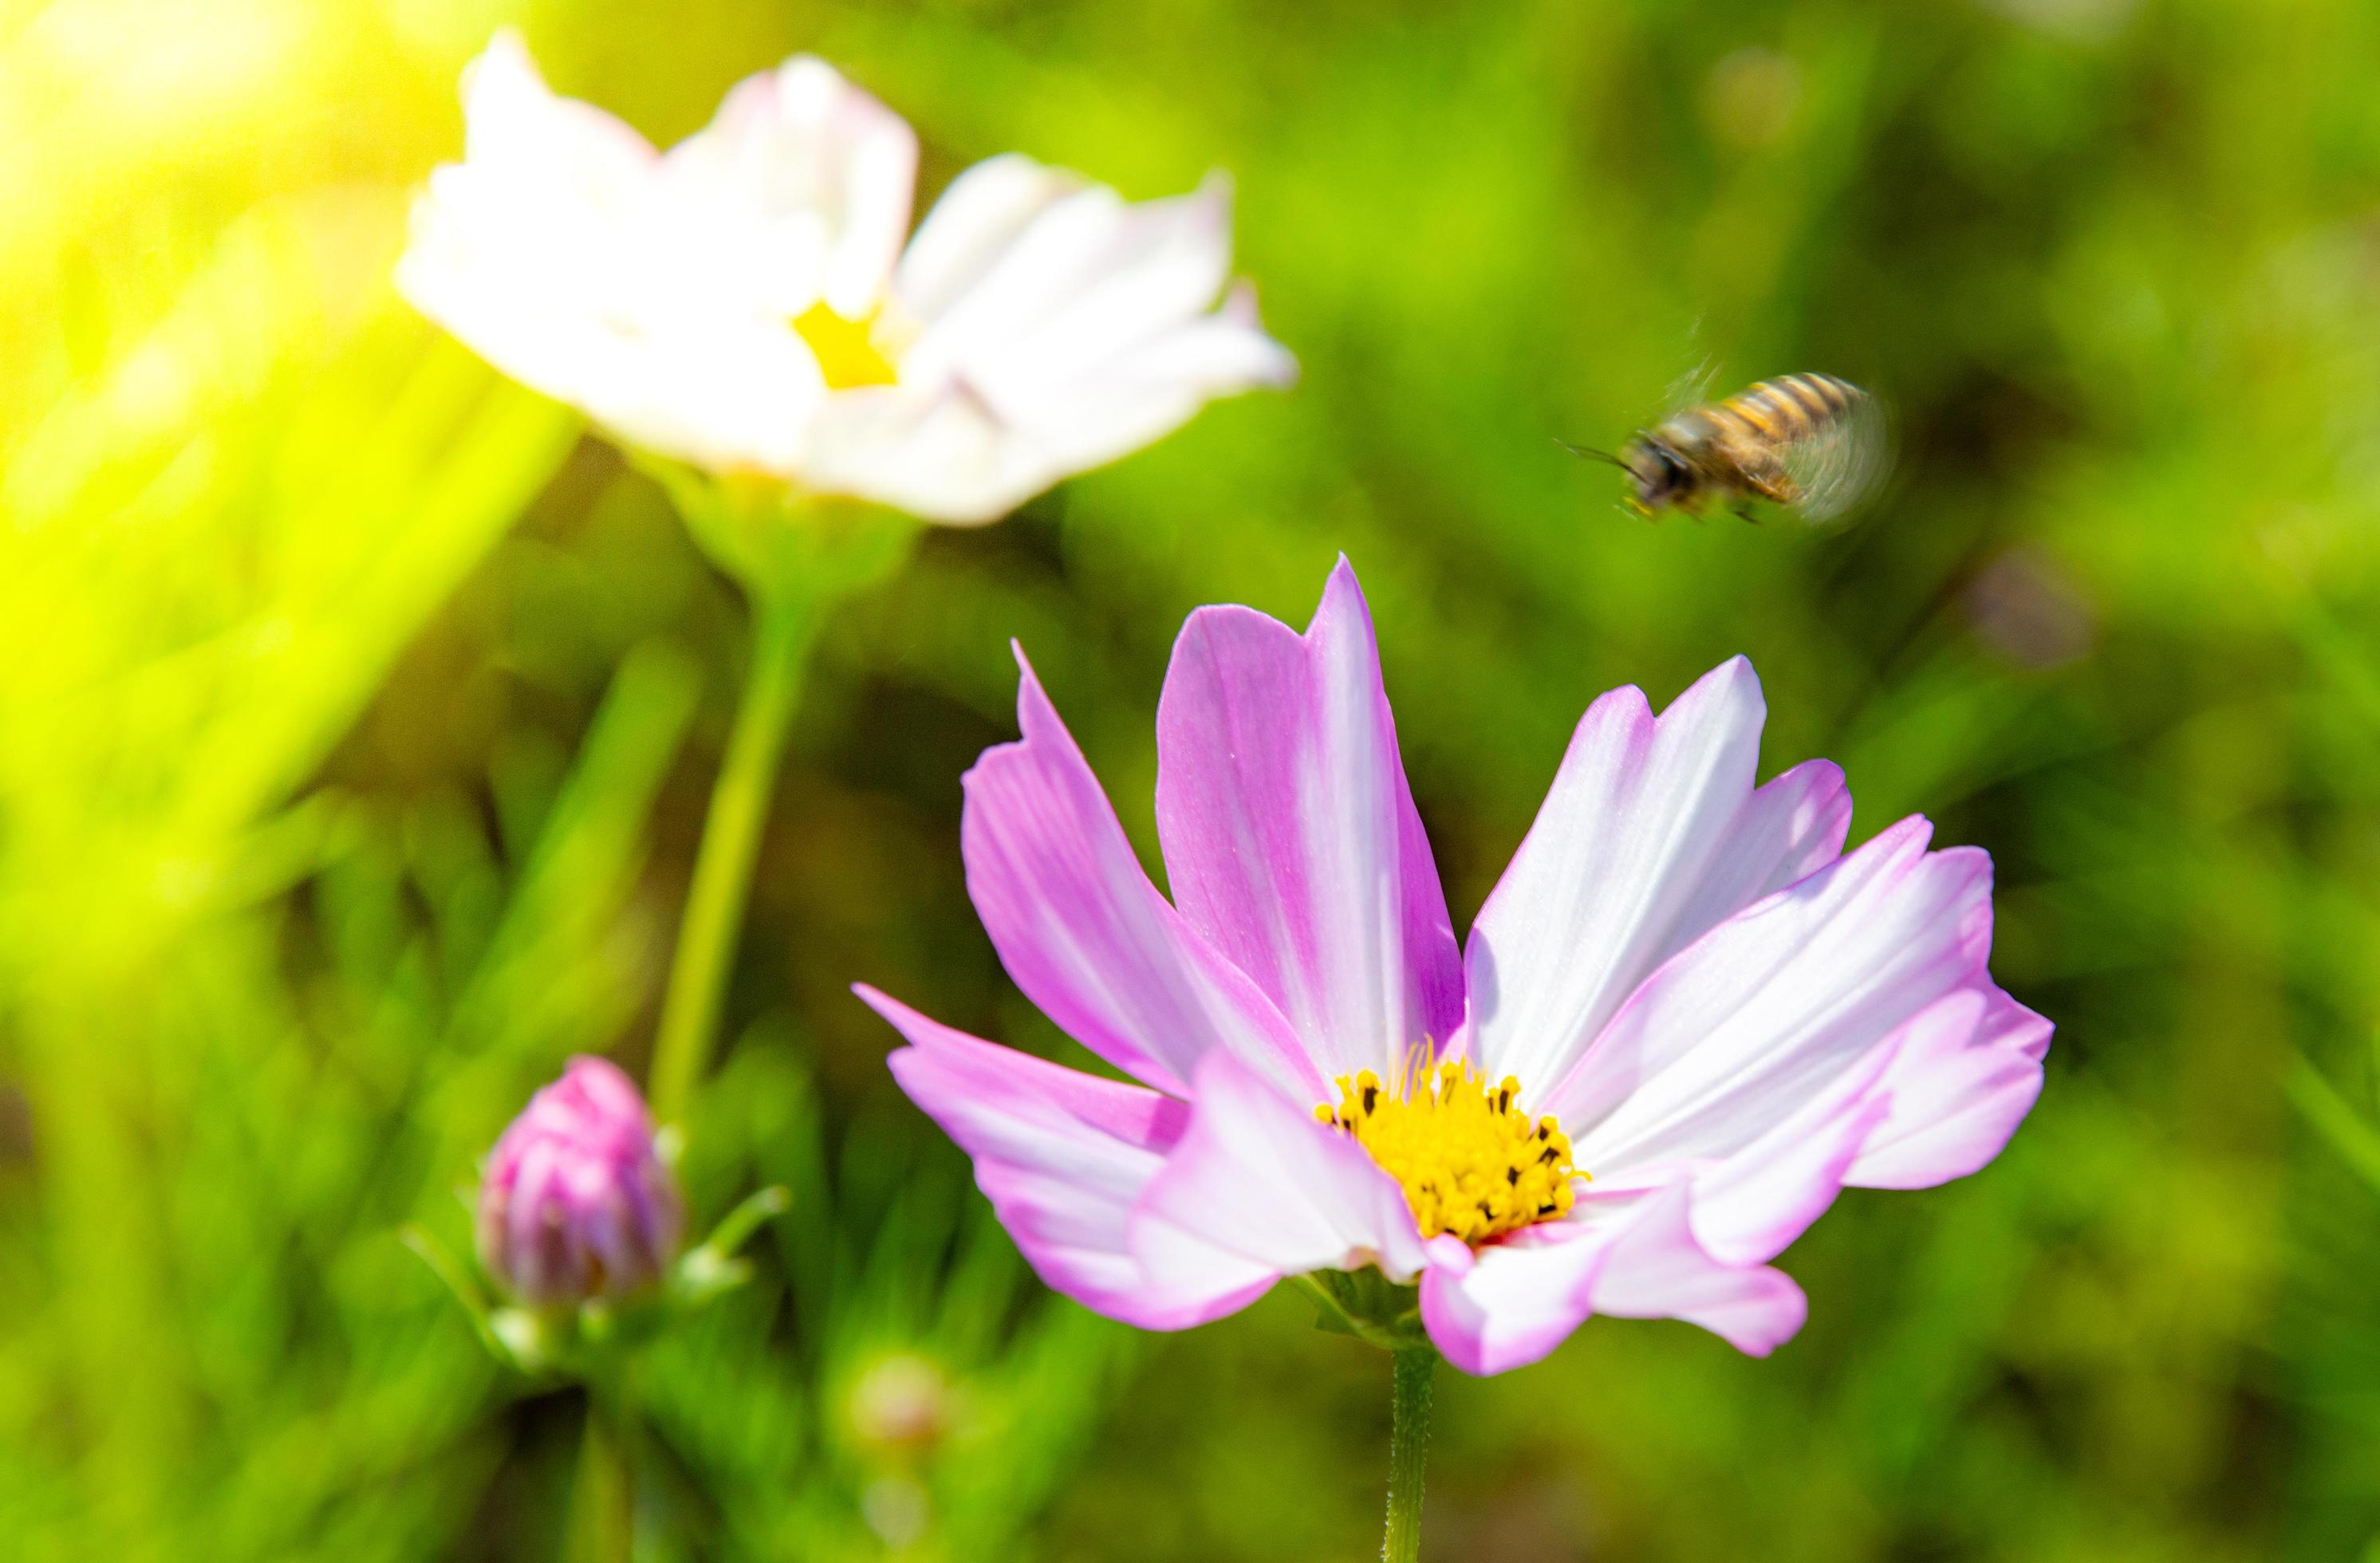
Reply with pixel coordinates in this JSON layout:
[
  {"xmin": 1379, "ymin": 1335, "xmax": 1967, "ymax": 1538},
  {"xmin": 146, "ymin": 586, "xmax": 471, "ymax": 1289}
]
[
  {"xmin": 671, "ymin": 1183, "xmax": 791, "ymax": 1309},
  {"xmin": 634, "ymin": 455, "xmax": 918, "ymax": 607},
  {"xmin": 1294, "ymin": 1270, "xmax": 1433, "ymax": 1353}
]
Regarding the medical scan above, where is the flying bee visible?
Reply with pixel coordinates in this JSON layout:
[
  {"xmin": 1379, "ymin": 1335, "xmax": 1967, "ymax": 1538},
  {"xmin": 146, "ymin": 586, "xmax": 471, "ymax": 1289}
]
[{"xmin": 1565, "ymin": 372, "xmax": 1887, "ymax": 523}]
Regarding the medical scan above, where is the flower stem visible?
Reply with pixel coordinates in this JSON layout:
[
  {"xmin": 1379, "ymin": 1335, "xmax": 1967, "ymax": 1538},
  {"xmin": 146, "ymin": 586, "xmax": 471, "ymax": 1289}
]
[
  {"xmin": 1381, "ymin": 1346, "xmax": 1436, "ymax": 1562},
  {"xmin": 648, "ymin": 587, "xmax": 817, "ymax": 1124},
  {"xmin": 565, "ymin": 1390, "xmax": 636, "ymax": 1563}
]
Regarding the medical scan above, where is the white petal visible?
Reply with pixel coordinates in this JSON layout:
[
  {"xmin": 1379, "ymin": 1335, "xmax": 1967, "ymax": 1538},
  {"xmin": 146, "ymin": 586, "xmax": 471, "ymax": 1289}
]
[
  {"xmin": 400, "ymin": 207, "xmax": 826, "ymax": 470},
  {"xmin": 868, "ymin": 987, "xmax": 1271, "ymax": 1330},
  {"xmin": 896, "ymin": 169, "xmax": 1283, "ymax": 404},
  {"xmin": 662, "ymin": 54, "xmax": 917, "ymax": 317},
  {"xmin": 1583, "ymin": 1187, "xmax": 1807, "ymax": 1355},
  {"xmin": 797, "ymin": 289, "xmax": 1294, "ymax": 522},
  {"xmin": 1555, "ymin": 817, "xmax": 1993, "ymax": 1171},
  {"xmin": 948, "ymin": 175, "xmax": 1239, "ymax": 401},
  {"xmin": 1129, "ymin": 1053, "xmax": 1432, "ymax": 1301},
  {"xmin": 458, "ymin": 30, "xmax": 657, "ymax": 202},
  {"xmin": 1417, "ymin": 1226, "xmax": 1608, "ymax": 1376},
  {"xmin": 1466, "ymin": 659, "xmax": 1850, "ymax": 1099},
  {"xmin": 396, "ymin": 31, "xmax": 842, "ymax": 472},
  {"xmin": 1846, "ymin": 987, "xmax": 2049, "ymax": 1189},
  {"xmin": 1676, "ymin": 1033, "xmax": 1898, "ymax": 1264},
  {"xmin": 895, "ymin": 153, "xmax": 1082, "ymax": 324},
  {"xmin": 1417, "ymin": 1184, "xmax": 1809, "ymax": 1373},
  {"xmin": 980, "ymin": 295, "xmax": 1298, "ymax": 474},
  {"xmin": 833, "ymin": 161, "xmax": 1291, "ymax": 518},
  {"xmin": 795, "ymin": 383, "xmax": 1056, "ymax": 525}
]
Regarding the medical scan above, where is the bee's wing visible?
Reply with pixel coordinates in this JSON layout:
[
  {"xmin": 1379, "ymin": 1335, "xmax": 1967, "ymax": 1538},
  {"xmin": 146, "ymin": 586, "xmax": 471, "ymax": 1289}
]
[
  {"xmin": 1663, "ymin": 356, "xmax": 1721, "ymax": 418},
  {"xmin": 1779, "ymin": 390, "xmax": 1890, "ymax": 522}
]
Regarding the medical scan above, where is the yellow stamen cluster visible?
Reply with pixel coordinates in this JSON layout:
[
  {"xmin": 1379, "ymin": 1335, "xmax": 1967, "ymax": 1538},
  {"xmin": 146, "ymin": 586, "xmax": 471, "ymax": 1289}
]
[
  {"xmin": 792, "ymin": 301, "xmax": 901, "ymax": 390},
  {"xmin": 1314, "ymin": 1058, "xmax": 1585, "ymax": 1246}
]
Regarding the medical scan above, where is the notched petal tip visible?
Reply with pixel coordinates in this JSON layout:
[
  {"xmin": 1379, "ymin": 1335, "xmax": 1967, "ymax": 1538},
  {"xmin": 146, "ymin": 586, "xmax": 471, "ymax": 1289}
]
[
  {"xmin": 956, "ymin": 641, "xmax": 1055, "ymax": 774},
  {"xmin": 459, "ymin": 28, "xmax": 593, "ymax": 151},
  {"xmin": 466, "ymin": 26, "xmax": 538, "ymax": 92},
  {"xmin": 1003, "ymin": 644, "xmax": 1068, "ymax": 744},
  {"xmin": 1310, "ymin": 554, "xmax": 1387, "ymax": 659},
  {"xmin": 774, "ymin": 52, "xmax": 854, "ymax": 99},
  {"xmin": 1670, "ymin": 652, "xmax": 1767, "ymax": 733},
  {"xmin": 1212, "ymin": 281, "xmax": 1299, "ymax": 385},
  {"xmin": 1587, "ymin": 1189, "xmax": 1812, "ymax": 1357},
  {"xmin": 1843, "ymin": 985, "xmax": 2049, "ymax": 1191},
  {"xmin": 1321, "ymin": 551, "xmax": 1364, "ymax": 603},
  {"xmin": 851, "ymin": 980, "xmax": 915, "ymax": 1030}
]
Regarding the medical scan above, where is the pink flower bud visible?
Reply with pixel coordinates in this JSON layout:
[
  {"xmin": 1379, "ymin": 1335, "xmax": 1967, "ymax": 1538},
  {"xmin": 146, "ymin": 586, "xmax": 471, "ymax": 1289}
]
[{"xmin": 476, "ymin": 1057, "xmax": 684, "ymax": 1308}]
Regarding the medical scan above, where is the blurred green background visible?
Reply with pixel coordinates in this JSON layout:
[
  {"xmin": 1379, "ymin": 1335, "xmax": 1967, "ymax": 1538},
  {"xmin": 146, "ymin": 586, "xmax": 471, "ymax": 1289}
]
[{"xmin": 6, "ymin": 0, "xmax": 2380, "ymax": 1557}]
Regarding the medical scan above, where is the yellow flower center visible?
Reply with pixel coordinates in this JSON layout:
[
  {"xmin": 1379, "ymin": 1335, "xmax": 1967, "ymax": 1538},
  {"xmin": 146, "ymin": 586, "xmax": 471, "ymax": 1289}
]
[
  {"xmin": 1314, "ymin": 1057, "xmax": 1585, "ymax": 1246},
  {"xmin": 792, "ymin": 301, "xmax": 901, "ymax": 390}
]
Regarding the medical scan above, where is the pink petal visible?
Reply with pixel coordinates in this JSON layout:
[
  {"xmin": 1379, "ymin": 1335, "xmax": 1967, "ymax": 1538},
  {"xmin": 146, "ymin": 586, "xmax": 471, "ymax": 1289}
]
[
  {"xmin": 961, "ymin": 650, "xmax": 1319, "ymax": 1099},
  {"xmin": 1153, "ymin": 560, "xmax": 1464, "ymax": 1082},
  {"xmin": 1466, "ymin": 659, "xmax": 1850, "ymax": 1100},
  {"xmin": 1847, "ymin": 987, "xmax": 2050, "ymax": 1190},
  {"xmin": 1129, "ymin": 1053, "xmax": 1433, "ymax": 1305},
  {"xmin": 1555, "ymin": 817, "xmax": 1994, "ymax": 1172},
  {"xmin": 864, "ymin": 987, "xmax": 1270, "ymax": 1331},
  {"xmin": 1418, "ymin": 1224, "xmax": 1609, "ymax": 1376},
  {"xmin": 1677, "ymin": 1034, "xmax": 1900, "ymax": 1265},
  {"xmin": 1563, "ymin": 899, "xmax": 2043, "ymax": 1273},
  {"xmin": 1418, "ymin": 1184, "xmax": 1808, "ymax": 1374},
  {"xmin": 1586, "ymin": 1187, "xmax": 1807, "ymax": 1356}
]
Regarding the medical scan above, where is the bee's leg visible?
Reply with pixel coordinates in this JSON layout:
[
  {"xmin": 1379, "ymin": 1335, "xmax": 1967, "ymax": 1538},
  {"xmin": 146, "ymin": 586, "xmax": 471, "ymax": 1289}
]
[
  {"xmin": 1734, "ymin": 506, "xmax": 1760, "ymax": 526},
  {"xmin": 1742, "ymin": 463, "xmax": 1798, "ymax": 509}
]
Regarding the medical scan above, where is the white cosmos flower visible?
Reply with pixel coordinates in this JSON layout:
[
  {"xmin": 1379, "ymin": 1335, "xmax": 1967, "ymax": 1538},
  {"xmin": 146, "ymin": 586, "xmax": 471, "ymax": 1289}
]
[{"xmin": 397, "ymin": 31, "xmax": 1296, "ymax": 524}]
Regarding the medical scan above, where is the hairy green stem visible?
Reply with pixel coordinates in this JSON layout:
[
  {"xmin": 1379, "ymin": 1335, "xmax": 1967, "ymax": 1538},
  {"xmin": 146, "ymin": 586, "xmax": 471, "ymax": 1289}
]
[
  {"xmin": 648, "ymin": 589, "xmax": 816, "ymax": 1124},
  {"xmin": 1381, "ymin": 1346, "xmax": 1436, "ymax": 1562}
]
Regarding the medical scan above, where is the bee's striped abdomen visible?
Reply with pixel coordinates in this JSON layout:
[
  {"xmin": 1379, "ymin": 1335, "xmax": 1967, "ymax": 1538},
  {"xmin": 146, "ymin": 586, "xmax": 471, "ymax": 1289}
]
[{"xmin": 1721, "ymin": 373, "xmax": 1862, "ymax": 441}]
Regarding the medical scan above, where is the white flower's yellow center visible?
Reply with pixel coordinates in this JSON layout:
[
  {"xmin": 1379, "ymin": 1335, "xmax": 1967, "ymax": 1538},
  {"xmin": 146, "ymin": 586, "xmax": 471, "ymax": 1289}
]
[
  {"xmin": 1314, "ymin": 1057, "xmax": 1586, "ymax": 1246},
  {"xmin": 793, "ymin": 301, "xmax": 901, "ymax": 390}
]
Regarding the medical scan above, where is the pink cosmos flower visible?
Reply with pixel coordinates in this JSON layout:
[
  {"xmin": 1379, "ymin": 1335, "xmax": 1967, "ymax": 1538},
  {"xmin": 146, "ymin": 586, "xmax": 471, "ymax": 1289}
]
[
  {"xmin": 478, "ymin": 1056, "xmax": 684, "ymax": 1308},
  {"xmin": 398, "ymin": 32, "xmax": 1295, "ymax": 524},
  {"xmin": 860, "ymin": 561, "xmax": 2049, "ymax": 1375}
]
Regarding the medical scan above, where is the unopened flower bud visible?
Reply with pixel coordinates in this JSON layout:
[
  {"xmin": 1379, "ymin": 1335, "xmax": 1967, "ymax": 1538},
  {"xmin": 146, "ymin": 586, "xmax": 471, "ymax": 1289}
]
[{"xmin": 477, "ymin": 1057, "xmax": 683, "ymax": 1308}]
